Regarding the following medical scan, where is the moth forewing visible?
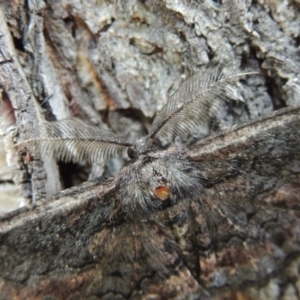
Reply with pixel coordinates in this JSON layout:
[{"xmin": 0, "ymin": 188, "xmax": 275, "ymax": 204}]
[{"xmin": 1, "ymin": 106, "xmax": 299, "ymax": 299}]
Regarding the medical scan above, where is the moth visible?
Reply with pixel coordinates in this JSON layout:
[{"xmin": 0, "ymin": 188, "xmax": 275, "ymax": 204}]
[{"xmin": 0, "ymin": 68, "xmax": 300, "ymax": 300}]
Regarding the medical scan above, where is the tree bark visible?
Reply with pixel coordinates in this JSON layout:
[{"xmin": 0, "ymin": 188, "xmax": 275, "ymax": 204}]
[
  {"xmin": 0, "ymin": 0, "xmax": 299, "ymax": 205},
  {"xmin": 0, "ymin": 1, "xmax": 300, "ymax": 299}
]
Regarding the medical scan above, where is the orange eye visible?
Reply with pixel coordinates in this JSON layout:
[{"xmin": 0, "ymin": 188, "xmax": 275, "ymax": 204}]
[{"xmin": 154, "ymin": 185, "xmax": 170, "ymax": 201}]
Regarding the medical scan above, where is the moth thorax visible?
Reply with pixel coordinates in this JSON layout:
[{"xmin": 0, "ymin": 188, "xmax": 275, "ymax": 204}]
[
  {"xmin": 133, "ymin": 136, "xmax": 151, "ymax": 155},
  {"xmin": 154, "ymin": 185, "xmax": 170, "ymax": 201}
]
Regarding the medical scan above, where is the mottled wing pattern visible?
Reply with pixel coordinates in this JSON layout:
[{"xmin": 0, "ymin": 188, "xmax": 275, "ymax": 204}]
[
  {"xmin": 186, "ymin": 106, "xmax": 300, "ymax": 299},
  {"xmin": 0, "ymin": 180, "xmax": 208, "ymax": 300},
  {"xmin": 0, "ymin": 106, "xmax": 299, "ymax": 300}
]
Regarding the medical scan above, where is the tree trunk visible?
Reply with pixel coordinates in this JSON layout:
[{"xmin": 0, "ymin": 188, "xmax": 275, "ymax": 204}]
[
  {"xmin": 0, "ymin": 0, "xmax": 299, "ymax": 205},
  {"xmin": 0, "ymin": 0, "xmax": 300, "ymax": 299}
]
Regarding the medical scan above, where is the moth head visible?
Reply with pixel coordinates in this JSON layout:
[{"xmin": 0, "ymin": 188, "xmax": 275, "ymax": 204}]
[
  {"xmin": 129, "ymin": 136, "xmax": 161, "ymax": 159},
  {"xmin": 120, "ymin": 153, "xmax": 205, "ymax": 217}
]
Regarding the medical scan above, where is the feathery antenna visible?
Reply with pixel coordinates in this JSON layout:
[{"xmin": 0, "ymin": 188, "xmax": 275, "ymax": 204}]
[
  {"xmin": 15, "ymin": 68, "xmax": 257, "ymax": 162},
  {"xmin": 148, "ymin": 68, "xmax": 257, "ymax": 143},
  {"xmin": 17, "ymin": 119, "xmax": 133, "ymax": 163}
]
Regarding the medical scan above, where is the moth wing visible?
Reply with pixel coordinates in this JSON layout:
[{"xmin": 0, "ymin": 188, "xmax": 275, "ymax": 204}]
[
  {"xmin": 1, "ymin": 107, "xmax": 299, "ymax": 299},
  {"xmin": 162, "ymin": 106, "xmax": 300, "ymax": 299},
  {"xmin": 0, "ymin": 179, "xmax": 208, "ymax": 300}
]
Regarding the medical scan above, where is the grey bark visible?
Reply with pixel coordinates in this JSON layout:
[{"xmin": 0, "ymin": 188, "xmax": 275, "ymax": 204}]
[
  {"xmin": 0, "ymin": 1, "xmax": 299, "ymax": 203},
  {"xmin": 0, "ymin": 1, "xmax": 300, "ymax": 299}
]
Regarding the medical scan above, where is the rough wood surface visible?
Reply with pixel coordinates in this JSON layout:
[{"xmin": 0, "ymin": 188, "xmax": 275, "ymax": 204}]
[
  {"xmin": 0, "ymin": 0, "xmax": 299, "ymax": 202},
  {"xmin": 0, "ymin": 0, "xmax": 300, "ymax": 299}
]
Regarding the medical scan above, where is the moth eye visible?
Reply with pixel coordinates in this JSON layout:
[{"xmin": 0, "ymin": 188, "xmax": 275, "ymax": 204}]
[
  {"xmin": 153, "ymin": 169, "xmax": 162, "ymax": 177},
  {"xmin": 154, "ymin": 185, "xmax": 170, "ymax": 201},
  {"xmin": 152, "ymin": 137, "xmax": 162, "ymax": 147},
  {"xmin": 127, "ymin": 147, "xmax": 134, "ymax": 159}
]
